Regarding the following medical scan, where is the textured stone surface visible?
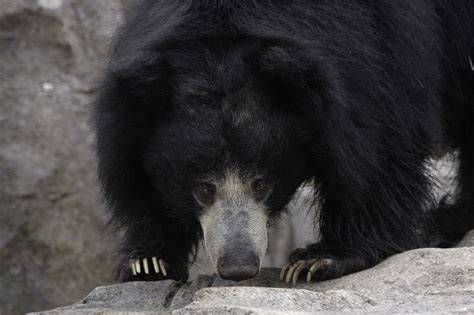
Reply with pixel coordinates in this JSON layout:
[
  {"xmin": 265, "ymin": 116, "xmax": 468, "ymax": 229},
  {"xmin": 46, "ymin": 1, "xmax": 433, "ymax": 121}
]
[
  {"xmin": 45, "ymin": 281, "xmax": 181, "ymax": 315},
  {"xmin": 0, "ymin": 1, "xmax": 123, "ymax": 314},
  {"xmin": 176, "ymin": 287, "xmax": 372, "ymax": 314},
  {"xmin": 34, "ymin": 231, "xmax": 473, "ymax": 314},
  {"xmin": 457, "ymin": 230, "xmax": 474, "ymax": 248}
]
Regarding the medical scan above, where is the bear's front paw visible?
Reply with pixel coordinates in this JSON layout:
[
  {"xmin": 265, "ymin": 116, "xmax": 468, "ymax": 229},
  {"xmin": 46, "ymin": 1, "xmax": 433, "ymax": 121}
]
[
  {"xmin": 119, "ymin": 255, "xmax": 189, "ymax": 282},
  {"xmin": 280, "ymin": 244, "xmax": 372, "ymax": 285},
  {"xmin": 280, "ymin": 258, "xmax": 333, "ymax": 285},
  {"xmin": 129, "ymin": 257, "xmax": 168, "ymax": 277}
]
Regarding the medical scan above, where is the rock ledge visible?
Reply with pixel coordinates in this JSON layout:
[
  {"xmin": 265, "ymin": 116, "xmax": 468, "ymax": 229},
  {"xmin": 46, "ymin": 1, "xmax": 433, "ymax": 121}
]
[{"xmin": 33, "ymin": 231, "xmax": 474, "ymax": 314}]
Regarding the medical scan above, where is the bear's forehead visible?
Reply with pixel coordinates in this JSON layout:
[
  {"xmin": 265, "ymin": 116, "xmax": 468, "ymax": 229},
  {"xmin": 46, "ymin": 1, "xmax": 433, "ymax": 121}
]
[
  {"xmin": 174, "ymin": 64, "xmax": 252, "ymax": 100},
  {"xmin": 169, "ymin": 40, "xmax": 258, "ymax": 95},
  {"xmin": 173, "ymin": 78, "xmax": 272, "ymax": 129}
]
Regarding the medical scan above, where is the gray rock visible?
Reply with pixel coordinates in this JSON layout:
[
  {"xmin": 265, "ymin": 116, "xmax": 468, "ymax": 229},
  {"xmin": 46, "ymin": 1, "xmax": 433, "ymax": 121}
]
[
  {"xmin": 168, "ymin": 275, "xmax": 217, "ymax": 310},
  {"xmin": 0, "ymin": 1, "xmax": 123, "ymax": 314},
  {"xmin": 34, "ymin": 231, "xmax": 474, "ymax": 314},
  {"xmin": 457, "ymin": 230, "xmax": 474, "ymax": 248},
  {"xmin": 176, "ymin": 287, "xmax": 373, "ymax": 314},
  {"xmin": 41, "ymin": 281, "xmax": 181, "ymax": 315}
]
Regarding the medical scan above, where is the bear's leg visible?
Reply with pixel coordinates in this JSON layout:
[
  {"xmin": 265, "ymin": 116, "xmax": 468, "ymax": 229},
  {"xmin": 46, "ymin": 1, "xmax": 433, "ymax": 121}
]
[
  {"xmin": 116, "ymin": 220, "xmax": 200, "ymax": 283},
  {"xmin": 281, "ymin": 241, "xmax": 380, "ymax": 285},
  {"xmin": 282, "ymin": 158, "xmax": 430, "ymax": 284}
]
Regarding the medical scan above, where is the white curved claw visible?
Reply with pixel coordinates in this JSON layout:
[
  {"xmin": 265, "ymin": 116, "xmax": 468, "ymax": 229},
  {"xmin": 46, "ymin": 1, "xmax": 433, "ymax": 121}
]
[
  {"xmin": 152, "ymin": 256, "xmax": 160, "ymax": 274},
  {"xmin": 143, "ymin": 258, "xmax": 149, "ymax": 274},
  {"xmin": 130, "ymin": 260, "xmax": 137, "ymax": 276},
  {"xmin": 135, "ymin": 259, "xmax": 141, "ymax": 274},
  {"xmin": 159, "ymin": 259, "xmax": 167, "ymax": 277}
]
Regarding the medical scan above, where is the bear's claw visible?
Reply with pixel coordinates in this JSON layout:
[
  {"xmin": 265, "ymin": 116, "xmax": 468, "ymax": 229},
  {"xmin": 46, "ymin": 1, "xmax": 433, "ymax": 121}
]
[
  {"xmin": 280, "ymin": 258, "xmax": 332, "ymax": 285},
  {"xmin": 129, "ymin": 257, "xmax": 167, "ymax": 277}
]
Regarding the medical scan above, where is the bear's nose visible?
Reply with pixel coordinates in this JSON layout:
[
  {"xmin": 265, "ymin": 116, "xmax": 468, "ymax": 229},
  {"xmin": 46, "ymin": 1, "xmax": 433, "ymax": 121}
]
[{"xmin": 217, "ymin": 251, "xmax": 260, "ymax": 281}]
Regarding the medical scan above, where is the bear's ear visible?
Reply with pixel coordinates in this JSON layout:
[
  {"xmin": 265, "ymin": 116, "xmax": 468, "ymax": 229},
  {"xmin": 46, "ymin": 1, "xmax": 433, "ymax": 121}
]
[
  {"xmin": 107, "ymin": 52, "xmax": 173, "ymax": 108},
  {"xmin": 254, "ymin": 46, "xmax": 346, "ymax": 117}
]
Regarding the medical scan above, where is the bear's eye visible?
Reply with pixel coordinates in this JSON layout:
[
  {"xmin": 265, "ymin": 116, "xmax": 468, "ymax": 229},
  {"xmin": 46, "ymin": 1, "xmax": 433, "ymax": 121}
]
[
  {"xmin": 200, "ymin": 184, "xmax": 216, "ymax": 196},
  {"xmin": 194, "ymin": 183, "xmax": 217, "ymax": 205},
  {"xmin": 252, "ymin": 179, "xmax": 267, "ymax": 193}
]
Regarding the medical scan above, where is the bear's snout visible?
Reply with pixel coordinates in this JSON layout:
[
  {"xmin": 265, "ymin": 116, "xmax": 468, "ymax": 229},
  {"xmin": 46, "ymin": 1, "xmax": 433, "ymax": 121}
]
[
  {"xmin": 217, "ymin": 250, "xmax": 260, "ymax": 281},
  {"xmin": 197, "ymin": 169, "xmax": 269, "ymax": 280}
]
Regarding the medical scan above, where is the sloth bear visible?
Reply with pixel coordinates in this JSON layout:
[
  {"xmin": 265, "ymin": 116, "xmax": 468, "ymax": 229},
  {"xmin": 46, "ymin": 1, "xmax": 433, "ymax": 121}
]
[{"xmin": 94, "ymin": 0, "xmax": 473, "ymax": 284}]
